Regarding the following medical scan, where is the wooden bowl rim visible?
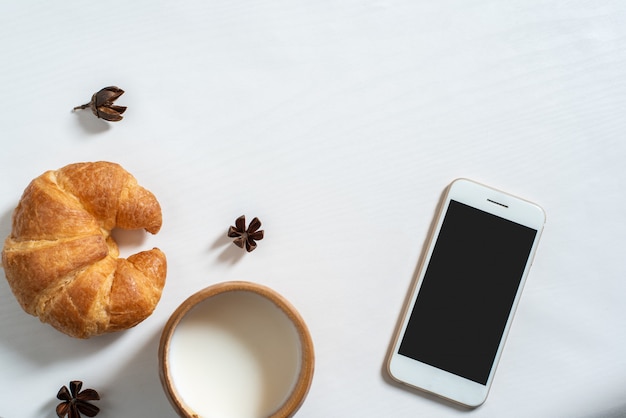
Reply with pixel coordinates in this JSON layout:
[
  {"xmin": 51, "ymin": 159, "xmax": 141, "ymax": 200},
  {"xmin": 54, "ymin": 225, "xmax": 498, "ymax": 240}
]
[{"xmin": 158, "ymin": 281, "xmax": 315, "ymax": 418}]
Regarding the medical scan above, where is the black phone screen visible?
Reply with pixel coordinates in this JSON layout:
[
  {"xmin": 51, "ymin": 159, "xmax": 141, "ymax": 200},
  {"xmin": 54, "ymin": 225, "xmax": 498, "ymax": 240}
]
[{"xmin": 398, "ymin": 200, "xmax": 538, "ymax": 385}]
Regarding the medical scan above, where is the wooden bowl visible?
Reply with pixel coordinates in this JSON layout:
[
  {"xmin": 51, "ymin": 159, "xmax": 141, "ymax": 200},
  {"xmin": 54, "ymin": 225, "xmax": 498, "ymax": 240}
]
[{"xmin": 159, "ymin": 281, "xmax": 315, "ymax": 417}]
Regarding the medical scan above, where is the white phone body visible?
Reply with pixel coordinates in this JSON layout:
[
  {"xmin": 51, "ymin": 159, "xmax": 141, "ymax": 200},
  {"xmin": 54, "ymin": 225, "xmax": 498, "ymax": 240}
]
[{"xmin": 387, "ymin": 178, "xmax": 545, "ymax": 407}]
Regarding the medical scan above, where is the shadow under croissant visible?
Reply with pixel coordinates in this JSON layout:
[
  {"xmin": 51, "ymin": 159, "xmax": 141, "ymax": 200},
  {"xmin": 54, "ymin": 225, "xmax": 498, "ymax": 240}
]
[
  {"xmin": 90, "ymin": 328, "xmax": 173, "ymax": 417},
  {"xmin": 0, "ymin": 208, "xmax": 123, "ymax": 364},
  {"xmin": 110, "ymin": 228, "xmax": 148, "ymax": 258},
  {"xmin": 0, "ymin": 273, "xmax": 124, "ymax": 363},
  {"xmin": 0, "ymin": 224, "xmax": 150, "ymax": 363},
  {"xmin": 0, "ymin": 206, "xmax": 12, "ymax": 248}
]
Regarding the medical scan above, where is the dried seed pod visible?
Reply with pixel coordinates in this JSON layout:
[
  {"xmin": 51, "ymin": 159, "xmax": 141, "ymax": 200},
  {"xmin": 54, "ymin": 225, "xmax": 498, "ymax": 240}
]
[
  {"xmin": 73, "ymin": 86, "xmax": 127, "ymax": 121},
  {"xmin": 228, "ymin": 215, "xmax": 265, "ymax": 252},
  {"xmin": 56, "ymin": 380, "xmax": 100, "ymax": 418}
]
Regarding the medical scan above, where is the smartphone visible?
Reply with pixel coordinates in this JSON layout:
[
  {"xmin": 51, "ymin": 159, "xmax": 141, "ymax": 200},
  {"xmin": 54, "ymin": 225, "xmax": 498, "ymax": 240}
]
[{"xmin": 387, "ymin": 178, "xmax": 545, "ymax": 407}]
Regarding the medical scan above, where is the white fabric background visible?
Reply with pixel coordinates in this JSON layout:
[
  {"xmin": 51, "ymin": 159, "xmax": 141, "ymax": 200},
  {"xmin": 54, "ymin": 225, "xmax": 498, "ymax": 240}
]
[{"xmin": 1, "ymin": 1, "xmax": 625, "ymax": 417}]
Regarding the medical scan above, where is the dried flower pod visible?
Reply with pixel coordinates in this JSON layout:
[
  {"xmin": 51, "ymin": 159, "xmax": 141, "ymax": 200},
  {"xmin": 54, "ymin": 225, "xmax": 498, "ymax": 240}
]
[
  {"xmin": 56, "ymin": 380, "xmax": 100, "ymax": 418},
  {"xmin": 228, "ymin": 215, "xmax": 264, "ymax": 252},
  {"xmin": 73, "ymin": 86, "xmax": 127, "ymax": 121}
]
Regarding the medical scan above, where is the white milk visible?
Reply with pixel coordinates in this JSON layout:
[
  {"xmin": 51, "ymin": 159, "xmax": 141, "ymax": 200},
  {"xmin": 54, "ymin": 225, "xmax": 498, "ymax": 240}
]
[{"xmin": 168, "ymin": 291, "xmax": 302, "ymax": 417}]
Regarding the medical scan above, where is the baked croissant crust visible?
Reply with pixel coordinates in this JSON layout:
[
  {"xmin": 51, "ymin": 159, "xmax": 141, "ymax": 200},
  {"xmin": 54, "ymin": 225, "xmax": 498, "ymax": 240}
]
[{"xmin": 1, "ymin": 161, "xmax": 166, "ymax": 338}]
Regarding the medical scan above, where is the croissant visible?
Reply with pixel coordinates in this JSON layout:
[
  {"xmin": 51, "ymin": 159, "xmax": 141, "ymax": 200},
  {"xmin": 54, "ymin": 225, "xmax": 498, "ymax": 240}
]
[{"xmin": 1, "ymin": 161, "xmax": 167, "ymax": 338}]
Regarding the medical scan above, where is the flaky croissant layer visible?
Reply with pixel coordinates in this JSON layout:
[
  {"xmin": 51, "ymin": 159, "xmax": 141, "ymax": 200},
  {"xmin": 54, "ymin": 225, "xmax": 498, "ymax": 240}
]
[{"xmin": 1, "ymin": 161, "xmax": 167, "ymax": 338}]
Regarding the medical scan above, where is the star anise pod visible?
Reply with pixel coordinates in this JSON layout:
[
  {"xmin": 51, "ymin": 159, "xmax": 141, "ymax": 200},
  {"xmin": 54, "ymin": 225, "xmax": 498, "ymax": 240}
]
[
  {"xmin": 56, "ymin": 380, "xmax": 100, "ymax": 418},
  {"xmin": 73, "ymin": 86, "xmax": 127, "ymax": 121},
  {"xmin": 228, "ymin": 215, "xmax": 264, "ymax": 252}
]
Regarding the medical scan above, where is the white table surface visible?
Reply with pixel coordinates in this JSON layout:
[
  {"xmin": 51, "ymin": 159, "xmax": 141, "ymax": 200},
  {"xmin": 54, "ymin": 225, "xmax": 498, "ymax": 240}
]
[{"xmin": 1, "ymin": 1, "xmax": 626, "ymax": 417}]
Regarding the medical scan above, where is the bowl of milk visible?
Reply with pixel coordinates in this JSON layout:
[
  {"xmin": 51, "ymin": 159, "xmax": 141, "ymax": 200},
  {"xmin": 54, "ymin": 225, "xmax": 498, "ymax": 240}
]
[{"xmin": 159, "ymin": 281, "xmax": 315, "ymax": 418}]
